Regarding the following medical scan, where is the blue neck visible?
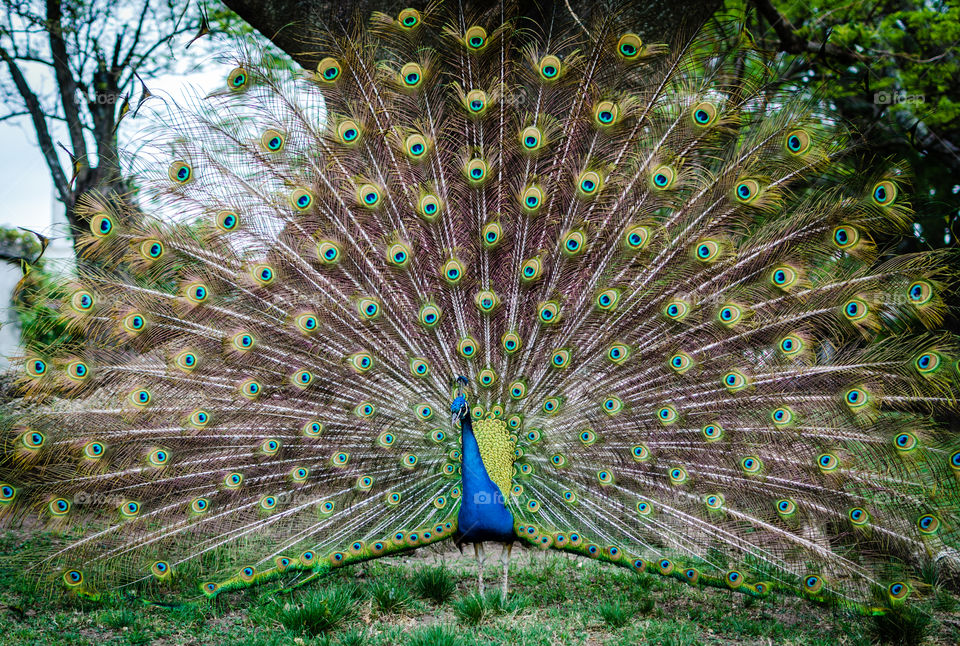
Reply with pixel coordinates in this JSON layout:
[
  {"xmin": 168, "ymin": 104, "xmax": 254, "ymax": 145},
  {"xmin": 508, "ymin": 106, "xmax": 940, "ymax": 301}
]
[{"xmin": 455, "ymin": 415, "xmax": 516, "ymax": 544}]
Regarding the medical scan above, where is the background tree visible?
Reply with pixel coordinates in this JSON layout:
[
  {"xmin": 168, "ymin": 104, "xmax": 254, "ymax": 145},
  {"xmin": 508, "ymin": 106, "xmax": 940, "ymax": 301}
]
[
  {"xmin": 222, "ymin": 0, "xmax": 723, "ymax": 70},
  {"xmin": 746, "ymin": 0, "xmax": 960, "ymax": 251},
  {"xmin": 0, "ymin": 0, "xmax": 201, "ymax": 256}
]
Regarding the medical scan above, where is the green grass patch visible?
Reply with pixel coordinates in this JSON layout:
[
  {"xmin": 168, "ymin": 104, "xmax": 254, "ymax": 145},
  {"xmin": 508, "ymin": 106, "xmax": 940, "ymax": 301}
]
[
  {"xmin": 265, "ymin": 584, "xmax": 359, "ymax": 636},
  {"xmin": 0, "ymin": 533, "xmax": 958, "ymax": 645},
  {"xmin": 412, "ymin": 565, "xmax": 456, "ymax": 604}
]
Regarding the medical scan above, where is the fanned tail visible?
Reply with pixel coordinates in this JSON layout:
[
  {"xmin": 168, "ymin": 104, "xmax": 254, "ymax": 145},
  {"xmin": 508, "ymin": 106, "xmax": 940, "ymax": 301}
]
[{"xmin": 0, "ymin": 3, "xmax": 957, "ymax": 612}]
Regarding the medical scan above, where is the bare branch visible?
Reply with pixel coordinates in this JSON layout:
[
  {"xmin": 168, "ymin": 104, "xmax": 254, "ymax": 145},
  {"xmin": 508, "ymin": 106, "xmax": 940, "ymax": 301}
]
[
  {"xmin": 749, "ymin": 0, "xmax": 864, "ymax": 64},
  {"xmin": 118, "ymin": 0, "xmax": 150, "ymax": 72},
  {"xmin": 46, "ymin": 0, "xmax": 87, "ymax": 162},
  {"xmin": 0, "ymin": 110, "xmax": 31, "ymax": 122},
  {"xmin": 0, "ymin": 42, "xmax": 70, "ymax": 202}
]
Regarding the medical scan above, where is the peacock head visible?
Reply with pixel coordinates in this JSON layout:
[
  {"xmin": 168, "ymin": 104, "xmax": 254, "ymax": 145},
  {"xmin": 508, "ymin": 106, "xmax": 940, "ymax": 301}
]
[{"xmin": 450, "ymin": 376, "xmax": 469, "ymax": 425}]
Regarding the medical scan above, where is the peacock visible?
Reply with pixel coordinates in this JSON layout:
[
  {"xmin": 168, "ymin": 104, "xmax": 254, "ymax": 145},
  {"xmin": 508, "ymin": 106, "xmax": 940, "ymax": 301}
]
[{"xmin": 2, "ymin": 1, "xmax": 959, "ymax": 614}]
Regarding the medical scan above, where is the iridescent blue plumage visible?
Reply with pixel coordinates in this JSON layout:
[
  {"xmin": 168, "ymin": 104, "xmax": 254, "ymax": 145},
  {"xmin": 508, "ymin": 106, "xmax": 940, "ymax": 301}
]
[{"xmin": 452, "ymin": 398, "xmax": 516, "ymax": 545}]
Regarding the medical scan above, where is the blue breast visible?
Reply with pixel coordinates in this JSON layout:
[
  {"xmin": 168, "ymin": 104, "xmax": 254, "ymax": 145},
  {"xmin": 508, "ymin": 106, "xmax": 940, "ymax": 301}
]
[{"xmin": 455, "ymin": 415, "xmax": 516, "ymax": 544}]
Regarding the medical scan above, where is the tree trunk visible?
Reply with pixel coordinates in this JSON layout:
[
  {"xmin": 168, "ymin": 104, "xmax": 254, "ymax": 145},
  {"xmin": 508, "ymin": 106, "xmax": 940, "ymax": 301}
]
[{"xmin": 223, "ymin": 0, "xmax": 721, "ymax": 70}]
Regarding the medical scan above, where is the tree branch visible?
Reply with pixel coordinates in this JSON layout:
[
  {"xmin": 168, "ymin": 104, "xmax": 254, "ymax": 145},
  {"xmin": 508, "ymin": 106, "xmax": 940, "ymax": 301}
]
[
  {"xmin": 749, "ymin": 0, "xmax": 864, "ymax": 64},
  {"xmin": 0, "ymin": 41, "xmax": 70, "ymax": 202},
  {"xmin": 46, "ymin": 0, "xmax": 87, "ymax": 162}
]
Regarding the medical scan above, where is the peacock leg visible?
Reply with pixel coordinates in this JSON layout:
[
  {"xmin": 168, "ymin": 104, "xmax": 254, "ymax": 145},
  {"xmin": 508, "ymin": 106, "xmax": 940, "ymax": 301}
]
[
  {"xmin": 474, "ymin": 542, "xmax": 486, "ymax": 594},
  {"xmin": 500, "ymin": 543, "xmax": 512, "ymax": 597}
]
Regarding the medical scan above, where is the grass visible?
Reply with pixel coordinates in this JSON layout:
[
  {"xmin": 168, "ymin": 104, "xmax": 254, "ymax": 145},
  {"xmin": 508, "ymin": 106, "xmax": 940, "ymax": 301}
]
[
  {"xmin": 598, "ymin": 600, "xmax": 631, "ymax": 627},
  {"xmin": 452, "ymin": 590, "xmax": 525, "ymax": 624},
  {"xmin": 1, "ymin": 536, "xmax": 959, "ymax": 645},
  {"xmin": 412, "ymin": 565, "xmax": 457, "ymax": 604},
  {"xmin": 369, "ymin": 577, "xmax": 412, "ymax": 614},
  {"xmin": 267, "ymin": 584, "xmax": 360, "ymax": 636}
]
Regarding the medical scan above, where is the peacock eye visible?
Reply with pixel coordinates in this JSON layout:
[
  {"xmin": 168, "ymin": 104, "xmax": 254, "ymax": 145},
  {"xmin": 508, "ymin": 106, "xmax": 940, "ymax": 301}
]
[
  {"xmin": 657, "ymin": 405, "xmax": 678, "ymax": 424},
  {"xmin": 669, "ymin": 351, "xmax": 692, "ymax": 373},
  {"xmin": 70, "ymin": 289, "xmax": 95, "ymax": 312},
  {"xmin": 458, "ymin": 335, "xmax": 477, "ymax": 358},
  {"xmin": 442, "ymin": 257, "xmax": 465, "ymax": 284},
  {"xmin": 140, "ymin": 239, "xmax": 164, "ymax": 260},
  {"xmin": 594, "ymin": 100, "xmax": 620, "ymax": 127},
  {"xmin": 702, "ymin": 423, "xmax": 723, "ymax": 441},
  {"xmin": 907, "ymin": 280, "xmax": 933, "ymax": 305},
  {"xmin": 410, "ymin": 358, "xmax": 429, "ymax": 376},
  {"xmin": 398, "ymin": 8, "xmax": 420, "ymax": 28},
  {"xmin": 27, "ymin": 358, "xmax": 47, "ymax": 378},
  {"xmin": 189, "ymin": 409, "xmax": 210, "ymax": 427},
  {"xmin": 722, "ymin": 369, "xmax": 749, "ymax": 392},
  {"xmin": 464, "ymin": 26, "xmax": 487, "ymax": 50},
  {"xmin": 358, "ymin": 184, "xmax": 381, "ymax": 207},
  {"xmin": 735, "ymin": 179, "xmax": 760, "ymax": 203},
  {"xmin": 651, "ymin": 166, "xmax": 675, "ymax": 189},
  {"xmin": 227, "ymin": 67, "xmax": 248, "ymax": 90},
  {"xmin": 785, "ymin": 129, "xmax": 811, "ymax": 154},
  {"xmin": 663, "ymin": 299, "xmax": 689, "ymax": 320},
  {"xmin": 400, "ymin": 62, "xmax": 423, "ymax": 88},
  {"xmin": 290, "ymin": 187, "xmax": 314, "ymax": 211},
  {"xmin": 537, "ymin": 301, "xmax": 560, "ymax": 324},
  {"xmin": 90, "ymin": 213, "xmax": 114, "ymax": 237},
  {"xmin": 521, "ymin": 185, "xmax": 543, "ymax": 212},
  {"xmin": 872, "ymin": 180, "xmax": 897, "ymax": 206},
  {"xmin": 261, "ymin": 129, "xmax": 285, "ymax": 152},
  {"xmin": 770, "ymin": 266, "xmax": 798, "ymax": 289},
  {"xmin": 691, "ymin": 101, "xmax": 718, "ymax": 126},
  {"xmin": 66, "ymin": 360, "xmax": 89, "ymax": 381},
  {"xmin": 216, "ymin": 210, "xmax": 239, "ymax": 231},
  {"xmin": 577, "ymin": 172, "xmax": 601, "ymax": 197},
  {"xmin": 617, "ymin": 33, "xmax": 643, "ymax": 59},
  {"xmin": 520, "ymin": 125, "xmax": 543, "ymax": 151},
  {"xmin": 168, "ymin": 161, "xmax": 193, "ymax": 184},
  {"xmin": 317, "ymin": 57, "xmax": 341, "ymax": 82},
  {"xmin": 843, "ymin": 298, "xmax": 868, "ymax": 321},
  {"xmin": 695, "ymin": 240, "xmax": 720, "ymax": 261},
  {"xmin": 538, "ymin": 55, "xmax": 561, "ymax": 80}
]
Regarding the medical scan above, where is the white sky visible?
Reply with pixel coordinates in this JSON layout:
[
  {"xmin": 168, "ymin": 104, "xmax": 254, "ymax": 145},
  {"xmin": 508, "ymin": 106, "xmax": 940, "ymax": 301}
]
[
  {"xmin": 0, "ymin": 50, "xmax": 233, "ymax": 247},
  {"xmin": 0, "ymin": 43, "xmax": 236, "ymax": 365}
]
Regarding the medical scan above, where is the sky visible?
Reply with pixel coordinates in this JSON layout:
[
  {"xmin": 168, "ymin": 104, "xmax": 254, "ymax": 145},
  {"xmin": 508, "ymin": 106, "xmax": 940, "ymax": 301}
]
[
  {"xmin": 0, "ymin": 62, "xmax": 231, "ymax": 256},
  {"xmin": 0, "ymin": 41, "xmax": 235, "ymax": 364}
]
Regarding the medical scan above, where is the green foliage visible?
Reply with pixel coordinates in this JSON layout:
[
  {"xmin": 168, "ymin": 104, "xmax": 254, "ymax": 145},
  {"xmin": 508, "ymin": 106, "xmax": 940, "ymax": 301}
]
[
  {"xmin": 1, "ymin": 534, "xmax": 958, "ymax": 645},
  {"xmin": 869, "ymin": 606, "xmax": 934, "ymax": 646},
  {"xmin": 412, "ymin": 566, "xmax": 456, "ymax": 604},
  {"xmin": 747, "ymin": 0, "xmax": 960, "ymax": 250},
  {"xmin": 100, "ymin": 609, "xmax": 138, "ymax": 630},
  {"xmin": 598, "ymin": 599, "xmax": 631, "ymax": 627},
  {"xmin": 406, "ymin": 624, "xmax": 461, "ymax": 646},
  {"xmin": 334, "ymin": 627, "xmax": 367, "ymax": 646},
  {"xmin": 369, "ymin": 577, "xmax": 411, "ymax": 614},
  {"xmin": 13, "ymin": 263, "xmax": 73, "ymax": 351},
  {"xmin": 269, "ymin": 585, "xmax": 359, "ymax": 636},
  {"xmin": 451, "ymin": 590, "xmax": 524, "ymax": 624},
  {"xmin": 453, "ymin": 591, "xmax": 488, "ymax": 623}
]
